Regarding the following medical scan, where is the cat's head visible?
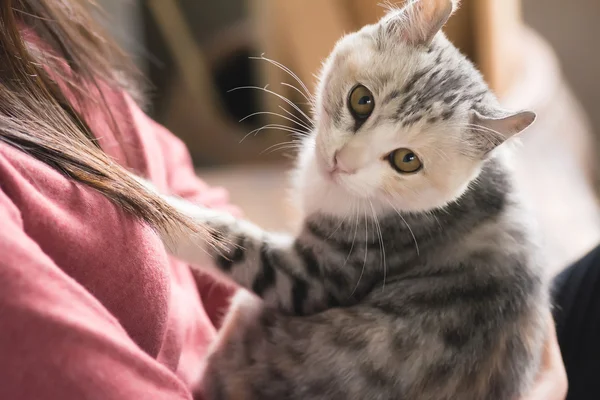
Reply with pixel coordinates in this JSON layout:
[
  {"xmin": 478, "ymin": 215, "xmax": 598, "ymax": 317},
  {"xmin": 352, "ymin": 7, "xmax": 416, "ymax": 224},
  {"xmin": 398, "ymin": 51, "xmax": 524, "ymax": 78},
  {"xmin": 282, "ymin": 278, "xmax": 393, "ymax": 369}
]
[{"xmin": 294, "ymin": 0, "xmax": 535, "ymax": 217}]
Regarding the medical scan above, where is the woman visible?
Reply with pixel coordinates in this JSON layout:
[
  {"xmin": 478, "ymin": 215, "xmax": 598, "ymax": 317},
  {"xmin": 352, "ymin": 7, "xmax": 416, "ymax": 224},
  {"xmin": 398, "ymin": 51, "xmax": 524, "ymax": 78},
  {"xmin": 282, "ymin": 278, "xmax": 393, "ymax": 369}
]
[
  {"xmin": 0, "ymin": 0, "xmax": 570, "ymax": 398},
  {"xmin": 0, "ymin": 1, "xmax": 237, "ymax": 398}
]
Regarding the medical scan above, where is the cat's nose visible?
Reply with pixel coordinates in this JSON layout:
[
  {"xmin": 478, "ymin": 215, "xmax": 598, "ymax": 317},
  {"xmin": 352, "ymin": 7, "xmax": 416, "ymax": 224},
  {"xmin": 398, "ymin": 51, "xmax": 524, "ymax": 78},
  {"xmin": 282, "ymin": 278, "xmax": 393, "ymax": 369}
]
[{"xmin": 333, "ymin": 151, "xmax": 356, "ymax": 175}]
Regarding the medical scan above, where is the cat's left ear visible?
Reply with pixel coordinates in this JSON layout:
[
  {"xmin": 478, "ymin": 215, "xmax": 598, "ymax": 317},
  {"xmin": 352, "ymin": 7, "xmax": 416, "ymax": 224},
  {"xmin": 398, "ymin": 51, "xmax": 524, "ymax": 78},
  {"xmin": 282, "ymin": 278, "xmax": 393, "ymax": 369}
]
[
  {"xmin": 385, "ymin": 0, "xmax": 459, "ymax": 47},
  {"xmin": 471, "ymin": 109, "xmax": 537, "ymax": 153}
]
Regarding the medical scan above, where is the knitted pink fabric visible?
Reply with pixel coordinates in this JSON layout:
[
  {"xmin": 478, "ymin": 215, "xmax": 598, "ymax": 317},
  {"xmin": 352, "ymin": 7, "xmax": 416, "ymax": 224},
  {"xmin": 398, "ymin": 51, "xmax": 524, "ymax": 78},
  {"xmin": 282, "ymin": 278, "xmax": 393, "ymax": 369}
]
[{"xmin": 0, "ymin": 84, "xmax": 237, "ymax": 399}]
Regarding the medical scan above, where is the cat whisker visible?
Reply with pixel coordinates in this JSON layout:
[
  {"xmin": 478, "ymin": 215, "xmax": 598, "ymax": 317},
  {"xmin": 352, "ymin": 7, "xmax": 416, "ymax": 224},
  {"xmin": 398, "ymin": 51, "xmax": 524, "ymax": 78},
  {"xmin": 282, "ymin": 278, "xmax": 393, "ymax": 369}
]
[
  {"xmin": 384, "ymin": 195, "xmax": 420, "ymax": 256},
  {"xmin": 462, "ymin": 123, "xmax": 503, "ymax": 135},
  {"xmin": 369, "ymin": 199, "xmax": 387, "ymax": 291},
  {"xmin": 278, "ymin": 106, "xmax": 315, "ymax": 130},
  {"xmin": 351, "ymin": 206, "xmax": 370, "ymax": 298},
  {"xmin": 263, "ymin": 141, "xmax": 303, "ymax": 150},
  {"xmin": 250, "ymin": 54, "xmax": 313, "ymax": 101},
  {"xmin": 264, "ymin": 147, "xmax": 301, "ymax": 155},
  {"xmin": 447, "ymin": 122, "xmax": 503, "ymax": 136},
  {"xmin": 228, "ymin": 85, "xmax": 313, "ymax": 125},
  {"xmin": 261, "ymin": 142, "xmax": 304, "ymax": 155},
  {"xmin": 342, "ymin": 200, "xmax": 360, "ymax": 271},
  {"xmin": 239, "ymin": 111, "xmax": 312, "ymax": 132},
  {"xmin": 327, "ymin": 212, "xmax": 350, "ymax": 240},
  {"xmin": 424, "ymin": 209, "xmax": 444, "ymax": 232},
  {"xmin": 465, "ymin": 126, "xmax": 503, "ymax": 138},
  {"xmin": 468, "ymin": 128, "xmax": 504, "ymax": 148},
  {"xmin": 444, "ymin": 122, "xmax": 506, "ymax": 151},
  {"xmin": 458, "ymin": 123, "xmax": 507, "ymax": 142},
  {"xmin": 241, "ymin": 124, "xmax": 308, "ymax": 144},
  {"xmin": 267, "ymin": 129, "xmax": 309, "ymax": 139},
  {"xmin": 281, "ymin": 82, "xmax": 315, "ymax": 106},
  {"xmin": 262, "ymin": 137, "xmax": 304, "ymax": 148}
]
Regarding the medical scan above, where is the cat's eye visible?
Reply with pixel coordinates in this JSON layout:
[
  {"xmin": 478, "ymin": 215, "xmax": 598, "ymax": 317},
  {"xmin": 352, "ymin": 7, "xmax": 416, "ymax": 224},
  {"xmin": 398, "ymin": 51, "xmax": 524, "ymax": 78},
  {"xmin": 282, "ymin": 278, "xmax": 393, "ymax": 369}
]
[
  {"xmin": 389, "ymin": 148, "xmax": 423, "ymax": 174},
  {"xmin": 348, "ymin": 84, "xmax": 375, "ymax": 119}
]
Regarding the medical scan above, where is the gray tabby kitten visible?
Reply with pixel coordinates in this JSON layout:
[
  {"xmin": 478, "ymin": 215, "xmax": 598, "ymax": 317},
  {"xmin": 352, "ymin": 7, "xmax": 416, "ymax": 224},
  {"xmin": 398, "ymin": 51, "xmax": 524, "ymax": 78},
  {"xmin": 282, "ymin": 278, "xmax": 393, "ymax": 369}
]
[{"xmin": 159, "ymin": 0, "xmax": 549, "ymax": 399}]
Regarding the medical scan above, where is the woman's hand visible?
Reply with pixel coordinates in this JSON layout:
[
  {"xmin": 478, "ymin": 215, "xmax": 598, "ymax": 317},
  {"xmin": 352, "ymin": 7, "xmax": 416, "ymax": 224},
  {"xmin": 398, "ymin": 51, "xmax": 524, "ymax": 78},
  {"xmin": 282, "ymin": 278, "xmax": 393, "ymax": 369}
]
[{"xmin": 520, "ymin": 315, "xmax": 568, "ymax": 400}]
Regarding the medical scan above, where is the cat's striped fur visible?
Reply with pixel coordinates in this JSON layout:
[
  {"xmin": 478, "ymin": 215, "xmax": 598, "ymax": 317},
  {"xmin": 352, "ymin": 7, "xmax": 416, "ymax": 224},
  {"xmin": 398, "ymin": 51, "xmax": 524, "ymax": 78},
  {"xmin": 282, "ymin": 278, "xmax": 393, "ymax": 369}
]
[
  {"xmin": 164, "ymin": 161, "xmax": 546, "ymax": 400},
  {"xmin": 157, "ymin": 1, "xmax": 549, "ymax": 399}
]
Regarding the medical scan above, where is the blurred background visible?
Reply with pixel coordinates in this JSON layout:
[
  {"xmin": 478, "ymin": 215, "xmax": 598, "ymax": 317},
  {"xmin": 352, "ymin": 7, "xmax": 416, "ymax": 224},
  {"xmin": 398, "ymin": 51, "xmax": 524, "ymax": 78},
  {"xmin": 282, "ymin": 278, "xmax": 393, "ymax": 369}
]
[{"xmin": 98, "ymin": 0, "xmax": 600, "ymax": 273}]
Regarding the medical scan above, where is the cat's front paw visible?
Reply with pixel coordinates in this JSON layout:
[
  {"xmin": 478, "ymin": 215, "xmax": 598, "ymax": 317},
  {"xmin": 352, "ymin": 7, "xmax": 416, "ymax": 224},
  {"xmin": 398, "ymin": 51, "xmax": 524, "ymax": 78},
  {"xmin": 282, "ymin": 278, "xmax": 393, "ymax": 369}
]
[{"xmin": 159, "ymin": 195, "xmax": 239, "ymax": 267}]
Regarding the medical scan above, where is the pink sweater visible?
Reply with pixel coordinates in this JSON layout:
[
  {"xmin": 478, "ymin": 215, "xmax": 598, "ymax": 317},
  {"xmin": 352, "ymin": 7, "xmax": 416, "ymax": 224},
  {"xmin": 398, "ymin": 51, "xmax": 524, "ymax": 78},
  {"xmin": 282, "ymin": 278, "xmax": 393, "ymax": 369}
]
[{"xmin": 0, "ymin": 85, "xmax": 237, "ymax": 399}]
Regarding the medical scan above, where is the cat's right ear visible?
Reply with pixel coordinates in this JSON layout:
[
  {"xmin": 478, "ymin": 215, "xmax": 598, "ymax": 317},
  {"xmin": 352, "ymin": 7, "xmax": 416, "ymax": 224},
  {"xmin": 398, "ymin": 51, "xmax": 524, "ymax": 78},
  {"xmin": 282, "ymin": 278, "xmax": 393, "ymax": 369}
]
[
  {"xmin": 471, "ymin": 109, "xmax": 537, "ymax": 155},
  {"xmin": 383, "ymin": 0, "xmax": 459, "ymax": 47}
]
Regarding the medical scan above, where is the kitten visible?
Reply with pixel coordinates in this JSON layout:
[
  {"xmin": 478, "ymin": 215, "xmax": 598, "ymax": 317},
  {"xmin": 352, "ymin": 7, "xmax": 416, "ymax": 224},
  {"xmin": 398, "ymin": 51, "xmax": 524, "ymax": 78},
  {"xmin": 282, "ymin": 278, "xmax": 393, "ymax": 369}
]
[{"xmin": 158, "ymin": 0, "xmax": 549, "ymax": 399}]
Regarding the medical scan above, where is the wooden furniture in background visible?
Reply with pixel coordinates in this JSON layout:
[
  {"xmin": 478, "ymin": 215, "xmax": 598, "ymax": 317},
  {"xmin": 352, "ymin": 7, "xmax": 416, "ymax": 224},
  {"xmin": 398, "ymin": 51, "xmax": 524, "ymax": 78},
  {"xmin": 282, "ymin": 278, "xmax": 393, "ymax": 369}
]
[
  {"xmin": 473, "ymin": 0, "xmax": 524, "ymax": 97},
  {"xmin": 147, "ymin": 0, "xmax": 283, "ymax": 165},
  {"xmin": 250, "ymin": 0, "xmax": 523, "ymax": 105}
]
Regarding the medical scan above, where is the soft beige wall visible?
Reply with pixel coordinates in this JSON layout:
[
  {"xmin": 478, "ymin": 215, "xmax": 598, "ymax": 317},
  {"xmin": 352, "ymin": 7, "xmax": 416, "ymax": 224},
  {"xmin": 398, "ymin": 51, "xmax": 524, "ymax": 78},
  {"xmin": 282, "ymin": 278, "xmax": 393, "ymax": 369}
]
[{"xmin": 524, "ymin": 0, "xmax": 600, "ymax": 137}]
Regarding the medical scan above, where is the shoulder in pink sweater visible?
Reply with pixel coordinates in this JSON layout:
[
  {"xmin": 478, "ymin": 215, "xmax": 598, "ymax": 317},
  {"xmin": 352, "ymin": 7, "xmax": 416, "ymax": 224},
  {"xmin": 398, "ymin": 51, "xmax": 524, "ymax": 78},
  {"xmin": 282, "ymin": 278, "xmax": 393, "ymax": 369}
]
[{"xmin": 0, "ymin": 85, "xmax": 236, "ymax": 399}]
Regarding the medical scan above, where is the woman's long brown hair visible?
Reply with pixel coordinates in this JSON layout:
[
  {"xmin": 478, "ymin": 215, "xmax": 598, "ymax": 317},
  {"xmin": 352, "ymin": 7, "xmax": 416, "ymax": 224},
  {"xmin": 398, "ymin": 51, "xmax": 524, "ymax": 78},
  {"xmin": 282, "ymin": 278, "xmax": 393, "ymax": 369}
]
[{"xmin": 0, "ymin": 0, "xmax": 193, "ymax": 232}]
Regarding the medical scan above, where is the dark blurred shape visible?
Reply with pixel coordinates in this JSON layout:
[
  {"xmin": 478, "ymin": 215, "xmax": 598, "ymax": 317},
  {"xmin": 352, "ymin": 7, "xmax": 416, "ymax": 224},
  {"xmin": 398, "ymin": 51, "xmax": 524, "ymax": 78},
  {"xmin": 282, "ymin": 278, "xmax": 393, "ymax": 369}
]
[
  {"xmin": 140, "ymin": 0, "xmax": 286, "ymax": 167},
  {"xmin": 213, "ymin": 48, "xmax": 263, "ymax": 130}
]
